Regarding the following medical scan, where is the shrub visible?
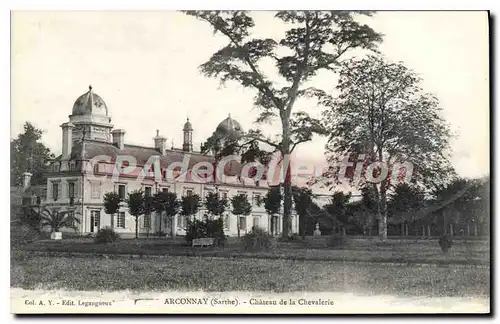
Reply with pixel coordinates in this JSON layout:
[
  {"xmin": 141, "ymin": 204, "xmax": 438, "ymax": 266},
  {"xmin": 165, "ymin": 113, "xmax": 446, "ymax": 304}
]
[
  {"xmin": 185, "ymin": 218, "xmax": 226, "ymax": 246},
  {"xmin": 94, "ymin": 227, "xmax": 120, "ymax": 244},
  {"xmin": 327, "ymin": 235, "xmax": 349, "ymax": 248},
  {"xmin": 438, "ymin": 234, "xmax": 453, "ymax": 253},
  {"xmin": 154, "ymin": 231, "xmax": 167, "ymax": 237},
  {"xmin": 242, "ymin": 227, "xmax": 276, "ymax": 252},
  {"xmin": 277, "ymin": 233, "xmax": 303, "ymax": 243},
  {"xmin": 11, "ymin": 224, "xmax": 40, "ymax": 245}
]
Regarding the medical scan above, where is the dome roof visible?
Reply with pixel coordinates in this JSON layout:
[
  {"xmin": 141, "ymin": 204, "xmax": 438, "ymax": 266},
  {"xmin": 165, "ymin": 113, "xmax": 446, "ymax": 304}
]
[
  {"xmin": 72, "ymin": 85, "xmax": 108, "ymax": 116},
  {"xmin": 215, "ymin": 114, "xmax": 243, "ymax": 140},
  {"xmin": 183, "ymin": 118, "xmax": 193, "ymax": 131}
]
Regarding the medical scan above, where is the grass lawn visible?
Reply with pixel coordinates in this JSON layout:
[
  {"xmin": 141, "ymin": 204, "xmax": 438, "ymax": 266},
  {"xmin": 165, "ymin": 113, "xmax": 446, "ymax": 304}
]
[
  {"xmin": 15, "ymin": 236, "xmax": 490, "ymax": 265},
  {"xmin": 11, "ymin": 254, "xmax": 490, "ymax": 297}
]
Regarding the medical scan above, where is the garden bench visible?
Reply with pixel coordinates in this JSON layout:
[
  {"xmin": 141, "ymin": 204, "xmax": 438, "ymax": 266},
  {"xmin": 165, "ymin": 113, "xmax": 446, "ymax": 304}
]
[{"xmin": 192, "ymin": 238, "xmax": 216, "ymax": 247}]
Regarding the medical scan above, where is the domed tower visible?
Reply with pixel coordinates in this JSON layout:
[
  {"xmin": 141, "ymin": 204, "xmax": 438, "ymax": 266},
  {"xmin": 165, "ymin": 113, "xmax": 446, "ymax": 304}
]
[
  {"xmin": 69, "ymin": 85, "xmax": 113, "ymax": 145},
  {"xmin": 182, "ymin": 118, "xmax": 193, "ymax": 152},
  {"xmin": 215, "ymin": 114, "xmax": 243, "ymax": 141}
]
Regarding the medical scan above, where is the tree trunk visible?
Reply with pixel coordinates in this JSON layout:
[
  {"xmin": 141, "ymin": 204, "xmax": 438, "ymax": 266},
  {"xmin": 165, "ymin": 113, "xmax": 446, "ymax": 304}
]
[
  {"xmin": 449, "ymin": 223, "xmax": 454, "ymax": 236},
  {"xmin": 135, "ymin": 217, "xmax": 139, "ymax": 239},
  {"xmin": 282, "ymin": 174, "xmax": 293, "ymax": 238},
  {"xmin": 401, "ymin": 221, "xmax": 405, "ymax": 236},
  {"xmin": 111, "ymin": 212, "xmax": 114, "ymax": 229},
  {"xmin": 158, "ymin": 211, "xmax": 163, "ymax": 236},
  {"xmin": 474, "ymin": 224, "xmax": 478, "ymax": 237},
  {"xmin": 427, "ymin": 225, "xmax": 431, "ymax": 237},
  {"xmin": 405, "ymin": 223, "xmax": 409, "ymax": 236},
  {"xmin": 443, "ymin": 209, "xmax": 448, "ymax": 234},
  {"xmin": 300, "ymin": 214, "xmax": 306, "ymax": 240},
  {"xmin": 280, "ymin": 119, "xmax": 292, "ymax": 239}
]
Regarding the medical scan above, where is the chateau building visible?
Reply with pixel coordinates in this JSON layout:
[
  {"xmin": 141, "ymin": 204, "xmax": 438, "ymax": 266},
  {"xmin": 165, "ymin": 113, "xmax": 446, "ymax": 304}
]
[{"xmin": 44, "ymin": 86, "xmax": 299, "ymax": 237}]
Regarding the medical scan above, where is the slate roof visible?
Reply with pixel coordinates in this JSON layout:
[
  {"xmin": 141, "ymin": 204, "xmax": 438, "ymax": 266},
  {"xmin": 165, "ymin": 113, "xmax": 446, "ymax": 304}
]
[{"xmin": 70, "ymin": 139, "xmax": 245, "ymax": 178}]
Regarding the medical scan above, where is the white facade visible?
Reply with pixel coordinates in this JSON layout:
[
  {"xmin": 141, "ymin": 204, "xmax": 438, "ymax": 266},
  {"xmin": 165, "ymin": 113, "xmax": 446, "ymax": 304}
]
[{"xmin": 43, "ymin": 87, "xmax": 299, "ymax": 237}]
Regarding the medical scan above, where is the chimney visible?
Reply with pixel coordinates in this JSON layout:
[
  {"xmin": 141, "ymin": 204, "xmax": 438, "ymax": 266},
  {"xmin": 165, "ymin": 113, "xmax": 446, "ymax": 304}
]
[
  {"xmin": 23, "ymin": 172, "xmax": 32, "ymax": 190},
  {"xmin": 112, "ymin": 129, "xmax": 126, "ymax": 150},
  {"xmin": 154, "ymin": 130, "xmax": 167, "ymax": 154},
  {"xmin": 60, "ymin": 122, "xmax": 74, "ymax": 159}
]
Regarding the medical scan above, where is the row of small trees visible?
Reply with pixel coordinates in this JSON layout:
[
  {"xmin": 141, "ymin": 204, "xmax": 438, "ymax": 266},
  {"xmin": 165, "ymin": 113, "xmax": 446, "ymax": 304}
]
[
  {"xmin": 103, "ymin": 189, "xmax": 256, "ymax": 239},
  {"xmin": 102, "ymin": 185, "xmax": 316, "ymax": 239},
  {"xmin": 320, "ymin": 177, "xmax": 490, "ymax": 237}
]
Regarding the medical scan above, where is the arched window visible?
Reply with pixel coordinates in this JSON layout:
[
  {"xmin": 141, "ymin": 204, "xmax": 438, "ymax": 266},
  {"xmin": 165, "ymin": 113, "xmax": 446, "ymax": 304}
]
[{"xmin": 93, "ymin": 163, "xmax": 99, "ymax": 174}]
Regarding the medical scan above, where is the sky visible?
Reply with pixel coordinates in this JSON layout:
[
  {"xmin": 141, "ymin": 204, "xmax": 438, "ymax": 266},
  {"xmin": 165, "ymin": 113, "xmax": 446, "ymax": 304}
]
[{"xmin": 10, "ymin": 11, "xmax": 490, "ymax": 180}]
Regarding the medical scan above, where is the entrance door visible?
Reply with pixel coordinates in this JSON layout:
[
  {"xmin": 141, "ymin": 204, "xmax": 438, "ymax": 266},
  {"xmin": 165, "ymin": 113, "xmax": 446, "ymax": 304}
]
[
  {"xmin": 90, "ymin": 210, "xmax": 101, "ymax": 233},
  {"xmin": 252, "ymin": 216, "xmax": 260, "ymax": 230}
]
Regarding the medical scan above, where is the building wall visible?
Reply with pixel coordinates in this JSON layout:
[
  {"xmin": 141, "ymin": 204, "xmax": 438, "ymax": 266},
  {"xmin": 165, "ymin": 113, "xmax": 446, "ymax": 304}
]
[{"xmin": 44, "ymin": 172, "xmax": 299, "ymax": 237}]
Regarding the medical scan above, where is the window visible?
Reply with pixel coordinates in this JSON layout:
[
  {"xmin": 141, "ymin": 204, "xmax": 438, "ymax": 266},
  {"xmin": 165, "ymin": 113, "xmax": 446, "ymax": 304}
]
[
  {"xmin": 91, "ymin": 183, "xmax": 101, "ymax": 199},
  {"xmin": 144, "ymin": 186, "xmax": 152, "ymax": 196},
  {"xmin": 121, "ymin": 161, "xmax": 129, "ymax": 170},
  {"xmin": 69, "ymin": 161, "xmax": 76, "ymax": 171},
  {"xmin": 68, "ymin": 182, "xmax": 75, "ymax": 198},
  {"xmin": 90, "ymin": 210, "xmax": 100, "ymax": 233},
  {"xmin": 117, "ymin": 212, "xmax": 125, "ymax": 228},
  {"xmin": 253, "ymin": 193, "xmax": 261, "ymax": 206},
  {"xmin": 52, "ymin": 182, "xmax": 59, "ymax": 201},
  {"xmin": 185, "ymin": 189, "xmax": 193, "ymax": 197},
  {"xmin": 67, "ymin": 210, "xmax": 76, "ymax": 228},
  {"xmin": 161, "ymin": 187, "xmax": 169, "ymax": 193},
  {"xmin": 143, "ymin": 214, "xmax": 151, "ymax": 229},
  {"xmin": 177, "ymin": 215, "xmax": 188, "ymax": 229},
  {"xmin": 252, "ymin": 216, "xmax": 260, "ymax": 229},
  {"xmin": 221, "ymin": 191, "xmax": 228, "ymax": 200},
  {"xmin": 239, "ymin": 216, "xmax": 247, "ymax": 232},
  {"xmin": 93, "ymin": 163, "xmax": 100, "ymax": 174},
  {"xmin": 118, "ymin": 184, "xmax": 126, "ymax": 200}
]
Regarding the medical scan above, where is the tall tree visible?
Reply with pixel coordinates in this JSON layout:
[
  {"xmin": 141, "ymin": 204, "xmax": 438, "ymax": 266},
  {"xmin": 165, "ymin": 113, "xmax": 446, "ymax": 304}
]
[
  {"xmin": 323, "ymin": 56, "xmax": 453, "ymax": 240},
  {"xmin": 261, "ymin": 186, "xmax": 282, "ymax": 235},
  {"xmin": 103, "ymin": 192, "xmax": 121, "ymax": 229},
  {"xmin": 231, "ymin": 193, "xmax": 252, "ymax": 237},
  {"xmin": 181, "ymin": 194, "xmax": 201, "ymax": 223},
  {"xmin": 292, "ymin": 187, "xmax": 313, "ymax": 239},
  {"xmin": 126, "ymin": 190, "xmax": 145, "ymax": 239},
  {"xmin": 204, "ymin": 191, "xmax": 229, "ymax": 220},
  {"xmin": 186, "ymin": 11, "xmax": 383, "ymax": 238},
  {"xmin": 11, "ymin": 122, "xmax": 55, "ymax": 186}
]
